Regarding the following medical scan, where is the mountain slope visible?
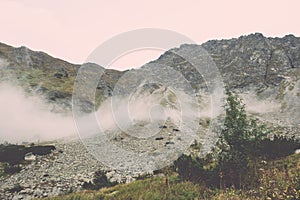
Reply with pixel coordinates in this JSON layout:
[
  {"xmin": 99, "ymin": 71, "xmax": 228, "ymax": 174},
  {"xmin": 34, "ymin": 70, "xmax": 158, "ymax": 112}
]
[
  {"xmin": 0, "ymin": 33, "xmax": 300, "ymax": 199},
  {"xmin": 0, "ymin": 33, "xmax": 299, "ymax": 131}
]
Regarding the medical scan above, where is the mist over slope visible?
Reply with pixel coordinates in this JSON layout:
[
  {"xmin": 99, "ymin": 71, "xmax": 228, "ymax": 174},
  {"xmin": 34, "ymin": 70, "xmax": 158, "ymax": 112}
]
[
  {"xmin": 0, "ymin": 84, "xmax": 76, "ymax": 143},
  {"xmin": 0, "ymin": 33, "xmax": 300, "ymax": 143}
]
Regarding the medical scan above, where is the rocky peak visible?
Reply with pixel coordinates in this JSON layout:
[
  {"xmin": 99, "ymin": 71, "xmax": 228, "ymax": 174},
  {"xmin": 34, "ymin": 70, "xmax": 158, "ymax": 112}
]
[{"xmin": 0, "ymin": 33, "xmax": 300, "ymax": 199}]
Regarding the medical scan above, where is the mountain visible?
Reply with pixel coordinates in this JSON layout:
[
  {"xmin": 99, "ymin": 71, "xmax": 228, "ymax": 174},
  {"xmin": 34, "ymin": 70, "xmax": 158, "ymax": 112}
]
[
  {"xmin": 152, "ymin": 33, "xmax": 300, "ymax": 133},
  {"xmin": 0, "ymin": 42, "xmax": 123, "ymax": 112},
  {"xmin": 0, "ymin": 33, "xmax": 300, "ymax": 199},
  {"xmin": 0, "ymin": 33, "xmax": 299, "ymax": 130}
]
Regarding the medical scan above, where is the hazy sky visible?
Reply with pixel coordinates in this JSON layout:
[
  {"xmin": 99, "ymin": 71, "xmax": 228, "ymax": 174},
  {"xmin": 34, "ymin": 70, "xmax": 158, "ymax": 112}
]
[{"xmin": 1, "ymin": 0, "xmax": 300, "ymax": 70}]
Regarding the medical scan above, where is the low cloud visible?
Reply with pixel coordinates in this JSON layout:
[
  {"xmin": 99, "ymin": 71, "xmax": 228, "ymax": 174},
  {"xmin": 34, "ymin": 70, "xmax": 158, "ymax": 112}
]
[{"xmin": 0, "ymin": 83, "xmax": 76, "ymax": 143}]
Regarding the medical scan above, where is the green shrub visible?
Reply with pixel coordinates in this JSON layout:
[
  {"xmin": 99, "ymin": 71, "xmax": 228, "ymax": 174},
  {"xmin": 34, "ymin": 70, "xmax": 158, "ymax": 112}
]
[
  {"xmin": 82, "ymin": 170, "xmax": 117, "ymax": 190},
  {"xmin": 175, "ymin": 89, "xmax": 299, "ymax": 190},
  {"xmin": 259, "ymin": 135, "xmax": 300, "ymax": 159},
  {"xmin": 3, "ymin": 164, "xmax": 21, "ymax": 174}
]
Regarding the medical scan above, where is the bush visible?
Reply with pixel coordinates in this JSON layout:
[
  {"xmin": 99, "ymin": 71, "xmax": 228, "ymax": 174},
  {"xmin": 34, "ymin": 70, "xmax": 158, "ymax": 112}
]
[
  {"xmin": 175, "ymin": 89, "xmax": 300, "ymax": 190},
  {"xmin": 4, "ymin": 164, "xmax": 21, "ymax": 174},
  {"xmin": 216, "ymin": 89, "xmax": 269, "ymax": 188},
  {"xmin": 82, "ymin": 170, "xmax": 117, "ymax": 190},
  {"xmin": 259, "ymin": 135, "xmax": 300, "ymax": 159},
  {"xmin": 174, "ymin": 154, "xmax": 219, "ymax": 187}
]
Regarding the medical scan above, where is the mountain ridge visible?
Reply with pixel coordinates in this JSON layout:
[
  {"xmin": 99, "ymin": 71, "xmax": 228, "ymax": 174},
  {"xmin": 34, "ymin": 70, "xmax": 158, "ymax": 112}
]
[
  {"xmin": 0, "ymin": 33, "xmax": 300, "ymax": 199},
  {"xmin": 0, "ymin": 33, "xmax": 299, "ymax": 130}
]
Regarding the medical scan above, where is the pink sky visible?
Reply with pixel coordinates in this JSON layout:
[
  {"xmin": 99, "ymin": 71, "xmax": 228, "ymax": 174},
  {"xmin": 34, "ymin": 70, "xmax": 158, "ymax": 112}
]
[{"xmin": 1, "ymin": 0, "xmax": 300, "ymax": 70}]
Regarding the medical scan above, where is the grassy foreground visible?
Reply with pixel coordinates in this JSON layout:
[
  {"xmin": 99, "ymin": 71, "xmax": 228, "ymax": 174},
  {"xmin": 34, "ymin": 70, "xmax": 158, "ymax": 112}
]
[{"xmin": 41, "ymin": 153, "xmax": 300, "ymax": 200}]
